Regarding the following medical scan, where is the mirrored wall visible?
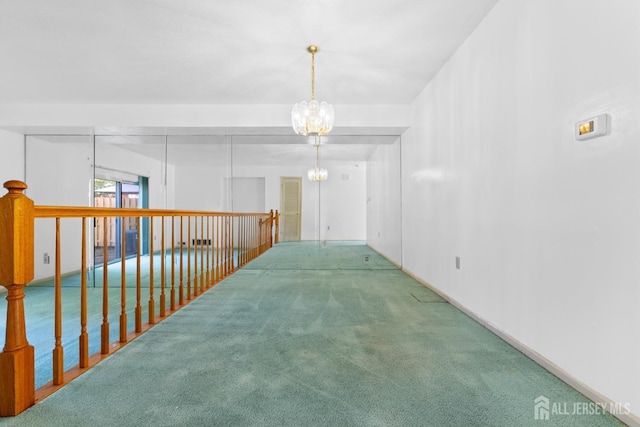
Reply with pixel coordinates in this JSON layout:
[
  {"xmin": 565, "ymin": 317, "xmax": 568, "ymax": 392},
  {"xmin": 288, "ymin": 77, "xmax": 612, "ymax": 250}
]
[{"xmin": 23, "ymin": 132, "xmax": 402, "ymax": 280}]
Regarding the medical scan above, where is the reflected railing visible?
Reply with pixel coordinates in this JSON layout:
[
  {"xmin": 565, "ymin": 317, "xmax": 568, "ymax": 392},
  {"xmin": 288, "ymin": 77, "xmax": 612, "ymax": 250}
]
[{"xmin": 0, "ymin": 180, "xmax": 279, "ymax": 416}]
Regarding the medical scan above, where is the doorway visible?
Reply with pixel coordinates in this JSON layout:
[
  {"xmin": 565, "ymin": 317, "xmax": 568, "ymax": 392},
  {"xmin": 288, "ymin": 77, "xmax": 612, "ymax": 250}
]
[
  {"xmin": 94, "ymin": 177, "xmax": 146, "ymax": 264},
  {"xmin": 280, "ymin": 177, "xmax": 302, "ymax": 242}
]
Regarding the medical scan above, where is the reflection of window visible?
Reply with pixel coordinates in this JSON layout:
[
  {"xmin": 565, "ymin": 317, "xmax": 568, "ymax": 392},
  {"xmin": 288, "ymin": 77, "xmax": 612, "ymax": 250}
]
[{"xmin": 94, "ymin": 178, "xmax": 144, "ymax": 264}]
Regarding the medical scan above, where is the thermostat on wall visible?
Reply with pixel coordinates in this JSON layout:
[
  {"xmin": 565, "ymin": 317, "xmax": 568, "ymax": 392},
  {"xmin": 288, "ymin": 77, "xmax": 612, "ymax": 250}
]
[{"xmin": 575, "ymin": 113, "xmax": 608, "ymax": 141}]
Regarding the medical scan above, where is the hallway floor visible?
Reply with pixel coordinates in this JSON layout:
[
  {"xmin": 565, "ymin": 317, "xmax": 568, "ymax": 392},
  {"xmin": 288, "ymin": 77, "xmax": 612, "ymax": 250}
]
[{"xmin": 2, "ymin": 242, "xmax": 623, "ymax": 426}]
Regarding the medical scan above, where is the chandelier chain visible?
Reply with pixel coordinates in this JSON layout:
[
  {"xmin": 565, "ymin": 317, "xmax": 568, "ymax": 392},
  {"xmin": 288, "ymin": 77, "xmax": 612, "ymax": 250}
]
[{"xmin": 310, "ymin": 50, "xmax": 315, "ymax": 100}]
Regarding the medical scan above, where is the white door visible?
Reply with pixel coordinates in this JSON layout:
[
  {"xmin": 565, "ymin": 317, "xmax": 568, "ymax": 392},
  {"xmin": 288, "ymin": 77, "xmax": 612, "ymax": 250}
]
[{"xmin": 280, "ymin": 177, "xmax": 301, "ymax": 242}]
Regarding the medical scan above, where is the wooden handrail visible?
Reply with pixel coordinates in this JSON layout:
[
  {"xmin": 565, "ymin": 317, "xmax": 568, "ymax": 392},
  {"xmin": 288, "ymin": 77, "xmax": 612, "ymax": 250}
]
[
  {"xmin": 33, "ymin": 206, "xmax": 273, "ymax": 218},
  {"xmin": 0, "ymin": 180, "xmax": 278, "ymax": 416}
]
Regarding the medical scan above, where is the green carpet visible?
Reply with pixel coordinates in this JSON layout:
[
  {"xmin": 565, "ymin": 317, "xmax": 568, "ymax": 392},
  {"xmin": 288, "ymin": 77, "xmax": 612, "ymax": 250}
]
[{"xmin": 0, "ymin": 242, "xmax": 623, "ymax": 426}]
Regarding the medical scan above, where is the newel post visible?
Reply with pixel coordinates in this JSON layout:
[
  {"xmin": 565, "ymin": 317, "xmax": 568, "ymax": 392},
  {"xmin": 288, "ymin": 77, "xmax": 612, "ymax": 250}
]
[
  {"xmin": 274, "ymin": 210, "xmax": 279, "ymax": 244},
  {"xmin": 0, "ymin": 180, "xmax": 35, "ymax": 416}
]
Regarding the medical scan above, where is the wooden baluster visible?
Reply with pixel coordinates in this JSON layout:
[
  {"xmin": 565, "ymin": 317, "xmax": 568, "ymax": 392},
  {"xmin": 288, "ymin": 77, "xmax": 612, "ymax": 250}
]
[
  {"xmin": 101, "ymin": 217, "xmax": 109, "ymax": 354},
  {"xmin": 53, "ymin": 218, "xmax": 63, "ymax": 385},
  {"xmin": 263, "ymin": 214, "xmax": 266, "ymax": 252},
  {"xmin": 263, "ymin": 214, "xmax": 268, "ymax": 253},
  {"xmin": 221, "ymin": 216, "xmax": 225, "ymax": 277},
  {"xmin": 238, "ymin": 216, "xmax": 242, "ymax": 268},
  {"xmin": 179, "ymin": 216, "xmax": 184, "ymax": 305},
  {"xmin": 269, "ymin": 210, "xmax": 274, "ymax": 249},
  {"xmin": 193, "ymin": 216, "xmax": 198, "ymax": 297},
  {"xmin": 212, "ymin": 216, "xmax": 217, "ymax": 284},
  {"xmin": 135, "ymin": 217, "xmax": 142, "ymax": 333},
  {"xmin": 249, "ymin": 216, "xmax": 252, "ymax": 261},
  {"xmin": 246, "ymin": 216, "xmax": 250, "ymax": 264},
  {"xmin": 246, "ymin": 216, "xmax": 249, "ymax": 262},
  {"xmin": 119, "ymin": 216, "xmax": 127, "ymax": 343},
  {"xmin": 170, "ymin": 216, "xmax": 176, "ymax": 311},
  {"xmin": 254, "ymin": 217, "xmax": 258, "ymax": 259},
  {"xmin": 233, "ymin": 216, "xmax": 237, "ymax": 271},
  {"xmin": 149, "ymin": 217, "xmax": 155, "ymax": 323},
  {"xmin": 229, "ymin": 216, "xmax": 231, "ymax": 271},
  {"xmin": 200, "ymin": 216, "xmax": 204, "ymax": 293},
  {"xmin": 79, "ymin": 218, "xmax": 89, "ymax": 368},
  {"xmin": 216, "ymin": 216, "xmax": 221, "ymax": 282},
  {"xmin": 258, "ymin": 217, "xmax": 262, "ymax": 255},
  {"xmin": 0, "ymin": 180, "xmax": 35, "ymax": 416},
  {"xmin": 212, "ymin": 216, "xmax": 216, "ymax": 284},
  {"xmin": 248, "ymin": 216, "xmax": 252, "ymax": 261},
  {"xmin": 253, "ymin": 216, "xmax": 256, "ymax": 259},
  {"xmin": 224, "ymin": 216, "xmax": 228, "ymax": 276},
  {"xmin": 187, "ymin": 216, "xmax": 191, "ymax": 300},
  {"xmin": 245, "ymin": 216, "xmax": 248, "ymax": 264},
  {"xmin": 264, "ymin": 214, "xmax": 267, "ymax": 250},
  {"xmin": 230, "ymin": 215, "xmax": 235, "ymax": 272},
  {"xmin": 259, "ymin": 217, "xmax": 263, "ymax": 255},
  {"xmin": 160, "ymin": 216, "xmax": 166, "ymax": 317},
  {"xmin": 267, "ymin": 214, "xmax": 271, "ymax": 251},
  {"xmin": 206, "ymin": 216, "xmax": 211, "ymax": 288},
  {"xmin": 245, "ymin": 215, "xmax": 251, "ymax": 267},
  {"xmin": 221, "ymin": 215, "xmax": 225, "ymax": 278}
]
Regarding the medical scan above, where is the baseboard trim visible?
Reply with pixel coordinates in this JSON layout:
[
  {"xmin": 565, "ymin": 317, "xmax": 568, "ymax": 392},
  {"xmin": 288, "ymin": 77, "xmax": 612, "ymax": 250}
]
[
  {"xmin": 401, "ymin": 266, "xmax": 639, "ymax": 427},
  {"xmin": 368, "ymin": 245, "xmax": 402, "ymax": 269}
]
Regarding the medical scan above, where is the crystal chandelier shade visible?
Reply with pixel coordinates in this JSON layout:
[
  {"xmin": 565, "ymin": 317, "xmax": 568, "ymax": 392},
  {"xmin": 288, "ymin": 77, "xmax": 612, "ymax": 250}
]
[
  {"xmin": 308, "ymin": 166, "xmax": 328, "ymax": 182},
  {"xmin": 292, "ymin": 45, "xmax": 335, "ymax": 137},
  {"xmin": 308, "ymin": 141, "xmax": 328, "ymax": 182}
]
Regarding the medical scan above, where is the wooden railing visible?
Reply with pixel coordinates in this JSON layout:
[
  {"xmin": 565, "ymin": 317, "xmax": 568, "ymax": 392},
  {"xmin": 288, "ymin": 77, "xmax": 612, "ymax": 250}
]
[{"xmin": 0, "ymin": 180, "xmax": 278, "ymax": 416}]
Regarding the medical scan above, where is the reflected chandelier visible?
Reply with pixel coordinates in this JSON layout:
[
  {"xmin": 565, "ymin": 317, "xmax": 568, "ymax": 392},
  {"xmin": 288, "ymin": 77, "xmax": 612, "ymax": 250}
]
[
  {"xmin": 308, "ymin": 141, "xmax": 328, "ymax": 182},
  {"xmin": 292, "ymin": 45, "xmax": 335, "ymax": 137}
]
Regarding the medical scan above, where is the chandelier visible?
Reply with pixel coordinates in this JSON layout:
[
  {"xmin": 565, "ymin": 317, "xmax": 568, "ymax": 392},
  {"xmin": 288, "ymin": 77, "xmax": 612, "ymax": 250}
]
[
  {"xmin": 308, "ymin": 140, "xmax": 328, "ymax": 181},
  {"xmin": 292, "ymin": 45, "xmax": 335, "ymax": 137}
]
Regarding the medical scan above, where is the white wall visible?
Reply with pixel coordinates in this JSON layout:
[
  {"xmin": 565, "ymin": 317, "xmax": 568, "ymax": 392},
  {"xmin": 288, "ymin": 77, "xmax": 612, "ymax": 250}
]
[
  {"xmin": 174, "ymin": 164, "xmax": 229, "ymax": 211},
  {"xmin": 233, "ymin": 161, "xmax": 367, "ymax": 241},
  {"xmin": 317, "ymin": 161, "xmax": 367, "ymax": 241},
  {"xmin": 172, "ymin": 155, "xmax": 367, "ymax": 242},
  {"xmin": 26, "ymin": 136, "xmax": 93, "ymax": 280},
  {"xmin": 366, "ymin": 139, "xmax": 402, "ymax": 265},
  {"xmin": 19, "ymin": 136, "xmax": 175, "ymax": 280},
  {"xmin": 0, "ymin": 129, "xmax": 25, "ymax": 184},
  {"xmin": 401, "ymin": 0, "xmax": 640, "ymax": 419}
]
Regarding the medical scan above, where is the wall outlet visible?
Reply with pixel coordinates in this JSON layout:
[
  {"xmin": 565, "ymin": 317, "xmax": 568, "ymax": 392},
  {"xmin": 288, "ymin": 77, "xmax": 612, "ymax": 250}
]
[
  {"xmin": 455, "ymin": 256, "xmax": 461, "ymax": 270},
  {"xmin": 43, "ymin": 253, "xmax": 50, "ymax": 264}
]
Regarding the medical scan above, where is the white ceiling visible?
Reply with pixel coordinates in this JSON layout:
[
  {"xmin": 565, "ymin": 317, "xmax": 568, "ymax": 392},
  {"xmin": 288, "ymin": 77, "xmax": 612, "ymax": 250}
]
[{"xmin": 1, "ymin": 0, "xmax": 499, "ymax": 163}]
